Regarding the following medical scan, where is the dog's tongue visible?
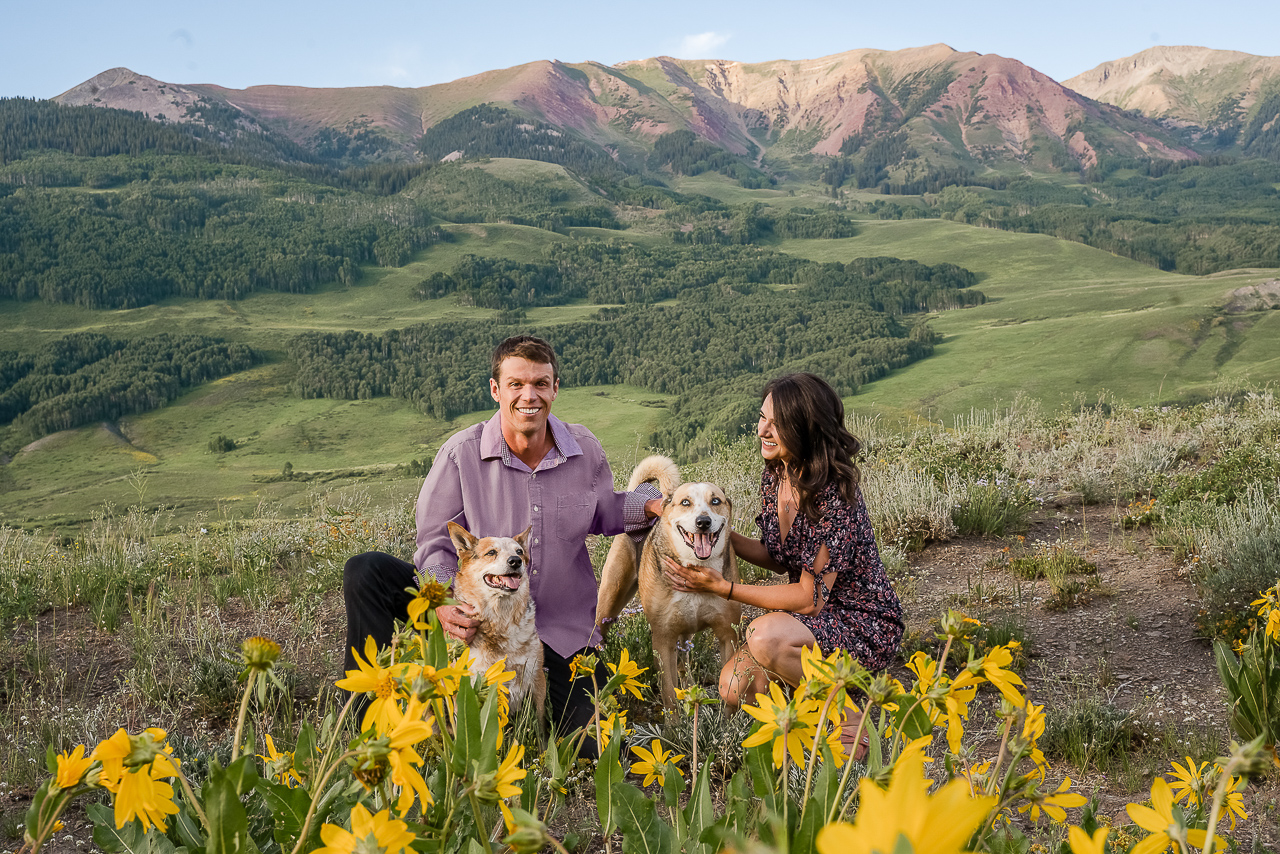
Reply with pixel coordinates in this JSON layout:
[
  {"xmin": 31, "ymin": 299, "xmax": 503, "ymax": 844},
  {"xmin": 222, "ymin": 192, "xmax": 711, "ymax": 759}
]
[
  {"xmin": 489, "ymin": 574, "xmax": 522, "ymax": 591},
  {"xmin": 693, "ymin": 533, "xmax": 714, "ymax": 560}
]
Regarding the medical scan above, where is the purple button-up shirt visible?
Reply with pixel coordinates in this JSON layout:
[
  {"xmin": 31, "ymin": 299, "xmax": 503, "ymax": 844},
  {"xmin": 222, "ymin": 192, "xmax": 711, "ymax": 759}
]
[{"xmin": 414, "ymin": 412, "xmax": 658, "ymax": 656}]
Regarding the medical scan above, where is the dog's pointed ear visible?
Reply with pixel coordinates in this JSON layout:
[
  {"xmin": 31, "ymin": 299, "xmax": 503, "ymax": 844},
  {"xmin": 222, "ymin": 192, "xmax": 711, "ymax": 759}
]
[
  {"xmin": 516, "ymin": 525, "xmax": 532, "ymax": 551},
  {"xmin": 447, "ymin": 521, "xmax": 478, "ymax": 555}
]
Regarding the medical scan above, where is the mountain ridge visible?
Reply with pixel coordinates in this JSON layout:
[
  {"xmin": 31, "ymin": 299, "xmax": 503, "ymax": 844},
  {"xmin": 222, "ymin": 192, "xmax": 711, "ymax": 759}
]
[{"xmin": 54, "ymin": 44, "xmax": 1197, "ymax": 172}]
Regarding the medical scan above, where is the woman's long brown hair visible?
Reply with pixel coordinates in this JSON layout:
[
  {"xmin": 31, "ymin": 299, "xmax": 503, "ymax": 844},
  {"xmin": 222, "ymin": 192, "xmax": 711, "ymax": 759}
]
[{"xmin": 762, "ymin": 373, "xmax": 861, "ymax": 522}]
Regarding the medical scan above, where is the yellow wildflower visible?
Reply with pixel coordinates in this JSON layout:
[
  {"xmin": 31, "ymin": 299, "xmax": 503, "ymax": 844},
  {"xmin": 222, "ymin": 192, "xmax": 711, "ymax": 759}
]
[
  {"xmin": 1067, "ymin": 826, "xmax": 1108, "ymax": 854},
  {"xmin": 606, "ymin": 649, "xmax": 648, "ymax": 700},
  {"xmin": 406, "ymin": 578, "xmax": 451, "ymax": 628},
  {"xmin": 386, "ymin": 700, "xmax": 435, "ymax": 815},
  {"xmin": 1167, "ymin": 756, "xmax": 1208, "ymax": 808},
  {"xmin": 1018, "ymin": 777, "xmax": 1087, "ymax": 823},
  {"xmin": 742, "ymin": 681, "xmax": 822, "ymax": 769},
  {"xmin": 1126, "ymin": 777, "xmax": 1225, "ymax": 854},
  {"xmin": 978, "ymin": 645, "xmax": 1026, "ymax": 706},
  {"xmin": 595, "ymin": 711, "xmax": 629, "ymax": 752},
  {"xmin": 315, "ymin": 804, "xmax": 415, "ymax": 854},
  {"xmin": 1222, "ymin": 775, "xmax": 1248, "ymax": 831},
  {"xmin": 240, "ymin": 636, "xmax": 280, "ymax": 673},
  {"xmin": 487, "ymin": 743, "xmax": 528, "ymax": 802},
  {"xmin": 815, "ymin": 740, "xmax": 996, "ymax": 854},
  {"xmin": 257, "ymin": 734, "xmax": 303, "ymax": 788},
  {"xmin": 53, "ymin": 745, "xmax": 97, "ymax": 791},
  {"xmin": 629, "ymin": 739, "xmax": 684, "ymax": 788},
  {"xmin": 336, "ymin": 636, "xmax": 406, "ymax": 734}
]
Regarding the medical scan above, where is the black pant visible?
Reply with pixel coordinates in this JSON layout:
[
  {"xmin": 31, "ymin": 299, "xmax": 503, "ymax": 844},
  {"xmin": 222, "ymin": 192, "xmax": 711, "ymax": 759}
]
[{"xmin": 343, "ymin": 551, "xmax": 607, "ymax": 753}]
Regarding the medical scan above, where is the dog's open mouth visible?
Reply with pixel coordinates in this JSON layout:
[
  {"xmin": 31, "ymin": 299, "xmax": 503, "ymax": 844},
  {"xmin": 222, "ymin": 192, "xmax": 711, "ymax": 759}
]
[
  {"xmin": 677, "ymin": 526, "xmax": 720, "ymax": 561},
  {"xmin": 483, "ymin": 573, "xmax": 523, "ymax": 592}
]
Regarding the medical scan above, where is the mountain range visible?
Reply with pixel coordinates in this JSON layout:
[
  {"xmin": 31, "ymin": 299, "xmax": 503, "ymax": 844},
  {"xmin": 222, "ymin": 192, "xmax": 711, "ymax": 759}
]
[{"xmin": 48, "ymin": 44, "xmax": 1280, "ymax": 179}]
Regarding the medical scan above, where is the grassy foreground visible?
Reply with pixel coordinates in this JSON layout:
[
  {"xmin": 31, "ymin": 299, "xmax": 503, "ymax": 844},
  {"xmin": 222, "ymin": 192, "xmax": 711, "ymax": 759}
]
[{"xmin": 4, "ymin": 391, "xmax": 1280, "ymax": 852}]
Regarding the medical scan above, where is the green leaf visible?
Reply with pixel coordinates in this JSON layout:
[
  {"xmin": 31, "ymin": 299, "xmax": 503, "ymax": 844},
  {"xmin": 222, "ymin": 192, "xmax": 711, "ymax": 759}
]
[
  {"xmin": 255, "ymin": 778, "xmax": 314, "ymax": 853},
  {"xmin": 22, "ymin": 780, "xmax": 55, "ymax": 846},
  {"xmin": 660, "ymin": 759, "xmax": 686, "ymax": 811},
  {"xmin": 681, "ymin": 760, "xmax": 715, "ymax": 854},
  {"xmin": 743, "ymin": 738, "xmax": 778, "ymax": 815},
  {"xmin": 452, "ymin": 678, "xmax": 484, "ymax": 776},
  {"xmin": 611, "ymin": 783, "xmax": 675, "ymax": 854},
  {"xmin": 793, "ymin": 746, "xmax": 840, "ymax": 853},
  {"xmin": 170, "ymin": 803, "xmax": 206, "ymax": 853},
  {"xmin": 293, "ymin": 722, "xmax": 317, "ymax": 785},
  {"xmin": 87, "ymin": 803, "xmax": 177, "ymax": 854},
  {"xmin": 593, "ymin": 730, "xmax": 625, "ymax": 836},
  {"xmin": 203, "ymin": 757, "xmax": 262, "ymax": 854},
  {"xmin": 892, "ymin": 694, "xmax": 934, "ymax": 741}
]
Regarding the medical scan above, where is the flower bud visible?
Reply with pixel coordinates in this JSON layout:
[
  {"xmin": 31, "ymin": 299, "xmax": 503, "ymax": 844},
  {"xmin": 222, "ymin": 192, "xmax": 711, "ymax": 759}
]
[{"xmin": 241, "ymin": 636, "xmax": 281, "ymax": 673}]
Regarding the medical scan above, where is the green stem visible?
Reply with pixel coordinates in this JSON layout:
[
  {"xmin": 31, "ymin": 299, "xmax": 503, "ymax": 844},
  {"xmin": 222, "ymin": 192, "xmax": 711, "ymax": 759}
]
[
  {"xmin": 22, "ymin": 790, "xmax": 71, "ymax": 854},
  {"xmin": 288, "ymin": 750, "xmax": 355, "ymax": 854},
  {"xmin": 466, "ymin": 789, "xmax": 495, "ymax": 854},
  {"xmin": 802, "ymin": 691, "xmax": 839, "ymax": 809},
  {"xmin": 231, "ymin": 674, "xmax": 258, "ymax": 762},
  {"xmin": 780, "ymin": 718, "xmax": 790, "ymax": 832},
  {"xmin": 175, "ymin": 768, "xmax": 210, "ymax": 830},
  {"xmin": 1200, "ymin": 761, "xmax": 1235, "ymax": 854},
  {"xmin": 690, "ymin": 703, "xmax": 700, "ymax": 784},
  {"xmin": 323, "ymin": 693, "xmax": 358, "ymax": 759},
  {"xmin": 826, "ymin": 707, "xmax": 869, "ymax": 825}
]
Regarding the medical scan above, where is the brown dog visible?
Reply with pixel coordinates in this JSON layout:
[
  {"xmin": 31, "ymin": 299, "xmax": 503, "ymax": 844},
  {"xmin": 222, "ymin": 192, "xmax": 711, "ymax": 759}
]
[
  {"xmin": 596, "ymin": 455, "xmax": 741, "ymax": 707},
  {"xmin": 448, "ymin": 522, "xmax": 546, "ymax": 729}
]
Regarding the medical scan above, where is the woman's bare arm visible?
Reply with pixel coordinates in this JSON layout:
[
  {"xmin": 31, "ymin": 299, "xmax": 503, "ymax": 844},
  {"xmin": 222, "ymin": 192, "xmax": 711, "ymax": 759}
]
[
  {"xmin": 663, "ymin": 545, "xmax": 836, "ymax": 616},
  {"xmin": 730, "ymin": 530, "xmax": 787, "ymax": 573}
]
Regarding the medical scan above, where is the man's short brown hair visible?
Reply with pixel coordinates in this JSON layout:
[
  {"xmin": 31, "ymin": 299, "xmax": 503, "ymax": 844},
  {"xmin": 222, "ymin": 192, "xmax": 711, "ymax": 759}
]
[{"xmin": 491, "ymin": 335, "xmax": 559, "ymax": 383}]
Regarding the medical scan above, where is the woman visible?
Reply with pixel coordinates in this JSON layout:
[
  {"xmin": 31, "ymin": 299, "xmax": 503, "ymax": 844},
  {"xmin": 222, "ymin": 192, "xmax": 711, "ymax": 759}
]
[{"xmin": 663, "ymin": 373, "xmax": 903, "ymax": 758}]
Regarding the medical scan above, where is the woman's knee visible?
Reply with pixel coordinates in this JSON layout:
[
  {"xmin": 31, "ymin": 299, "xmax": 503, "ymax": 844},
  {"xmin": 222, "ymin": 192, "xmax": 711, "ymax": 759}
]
[{"xmin": 742, "ymin": 613, "xmax": 796, "ymax": 667}]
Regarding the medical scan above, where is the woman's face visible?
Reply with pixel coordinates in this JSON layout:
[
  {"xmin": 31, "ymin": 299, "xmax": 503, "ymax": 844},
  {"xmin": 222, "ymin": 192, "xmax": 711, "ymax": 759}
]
[{"xmin": 757, "ymin": 394, "xmax": 792, "ymax": 464}]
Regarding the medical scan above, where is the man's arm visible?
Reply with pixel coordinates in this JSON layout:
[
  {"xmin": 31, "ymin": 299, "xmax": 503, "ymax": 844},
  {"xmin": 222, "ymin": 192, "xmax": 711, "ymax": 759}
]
[
  {"xmin": 413, "ymin": 447, "xmax": 464, "ymax": 584},
  {"xmin": 412, "ymin": 446, "xmax": 479, "ymax": 642}
]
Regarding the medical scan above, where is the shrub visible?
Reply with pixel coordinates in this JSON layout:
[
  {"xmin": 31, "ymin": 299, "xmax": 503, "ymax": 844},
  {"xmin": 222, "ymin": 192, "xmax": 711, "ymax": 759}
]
[
  {"xmin": 950, "ymin": 477, "xmax": 1036, "ymax": 537},
  {"xmin": 208, "ymin": 434, "xmax": 237, "ymax": 453},
  {"xmin": 1192, "ymin": 484, "xmax": 1280, "ymax": 641}
]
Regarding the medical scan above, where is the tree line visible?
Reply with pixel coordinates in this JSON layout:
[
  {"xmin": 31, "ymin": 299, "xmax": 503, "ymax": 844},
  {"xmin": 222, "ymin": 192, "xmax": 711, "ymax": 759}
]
[
  {"xmin": 649, "ymin": 130, "xmax": 775, "ymax": 189},
  {"xmin": 416, "ymin": 104, "xmax": 628, "ymax": 180},
  {"xmin": 414, "ymin": 240, "xmax": 981, "ymax": 312},
  {"xmin": 0, "ymin": 181, "xmax": 447, "ymax": 307},
  {"xmin": 290, "ymin": 252, "xmax": 978, "ymax": 455},
  {"xmin": 0, "ymin": 332, "xmax": 259, "ymax": 450}
]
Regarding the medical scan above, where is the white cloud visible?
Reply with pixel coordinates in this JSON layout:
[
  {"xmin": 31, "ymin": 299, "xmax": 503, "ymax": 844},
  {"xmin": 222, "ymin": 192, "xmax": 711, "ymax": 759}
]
[
  {"xmin": 373, "ymin": 45, "xmax": 422, "ymax": 82},
  {"xmin": 677, "ymin": 31, "xmax": 731, "ymax": 58}
]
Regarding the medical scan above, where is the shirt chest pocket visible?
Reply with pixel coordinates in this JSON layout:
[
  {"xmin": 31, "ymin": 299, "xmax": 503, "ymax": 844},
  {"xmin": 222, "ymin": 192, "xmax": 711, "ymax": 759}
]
[{"xmin": 556, "ymin": 492, "xmax": 597, "ymax": 540}]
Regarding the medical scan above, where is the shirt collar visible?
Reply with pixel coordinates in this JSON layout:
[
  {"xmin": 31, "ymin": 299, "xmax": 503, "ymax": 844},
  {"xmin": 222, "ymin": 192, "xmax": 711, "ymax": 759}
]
[{"xmin": 479, "ymin": 412, "xmax": 583, "ymax": 464}]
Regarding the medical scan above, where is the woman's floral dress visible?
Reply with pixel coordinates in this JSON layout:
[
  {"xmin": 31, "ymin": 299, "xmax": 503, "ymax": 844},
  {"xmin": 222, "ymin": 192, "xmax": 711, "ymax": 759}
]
[{"xmin": 756, "ymin": 467, "xmax": 904, "ymax": 672}]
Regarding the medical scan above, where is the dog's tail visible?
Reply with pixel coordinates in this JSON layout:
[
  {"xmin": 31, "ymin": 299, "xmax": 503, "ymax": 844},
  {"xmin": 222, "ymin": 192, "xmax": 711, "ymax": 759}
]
[{"xmin": 628, "ymin": 454, "xmax": 680, "ymax": 497}]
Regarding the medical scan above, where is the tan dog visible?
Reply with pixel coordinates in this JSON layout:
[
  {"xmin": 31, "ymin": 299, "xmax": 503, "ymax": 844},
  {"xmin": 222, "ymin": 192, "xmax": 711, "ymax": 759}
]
[
  {"xmin": 448, "ymin": 522, "xmax": 546, "ymax": 729},
  {"xmin": 596, "ymin": 455, "xmax": 741, "ymax": 707}
]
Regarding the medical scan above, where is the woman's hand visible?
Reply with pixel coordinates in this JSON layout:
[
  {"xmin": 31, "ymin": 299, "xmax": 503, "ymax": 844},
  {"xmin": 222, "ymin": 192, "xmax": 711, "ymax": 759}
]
[{"xmin": 661, "ymin": 555, "xmax": 729, "ymax": 597}]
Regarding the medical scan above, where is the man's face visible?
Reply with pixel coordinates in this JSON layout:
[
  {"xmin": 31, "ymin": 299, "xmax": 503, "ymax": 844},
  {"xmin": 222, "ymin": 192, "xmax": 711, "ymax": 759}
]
[{"xmin": 490, "ymin": 356, "xmax": 558, "ymax": 442}]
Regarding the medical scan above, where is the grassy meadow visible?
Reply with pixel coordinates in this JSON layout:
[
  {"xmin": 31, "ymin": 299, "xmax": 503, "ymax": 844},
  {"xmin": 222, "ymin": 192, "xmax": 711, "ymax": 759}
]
[
  {"xmin": 5, "ymin": 390, "xmax": 1280, "ymax": 851},
  {"xmin": 5, "ymin": 191, "xmax": 1280, "ymax": 527}
]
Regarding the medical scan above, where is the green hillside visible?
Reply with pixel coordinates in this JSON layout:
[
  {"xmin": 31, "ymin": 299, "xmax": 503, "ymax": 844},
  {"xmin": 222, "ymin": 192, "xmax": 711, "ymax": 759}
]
[{"xmin": 4, "ymin": 100, "xmax": 1280, "ymax": 529}]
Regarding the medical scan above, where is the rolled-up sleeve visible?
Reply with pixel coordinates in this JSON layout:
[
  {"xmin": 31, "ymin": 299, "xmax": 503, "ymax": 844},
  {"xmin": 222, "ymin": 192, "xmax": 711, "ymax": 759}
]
[
  {"xmin": 413, "ymin": 446, "xmax": 465, "ymax": 586},
  {"xmin": 623, "ymin": 483, "xmax": 661, "ymax": 542}
]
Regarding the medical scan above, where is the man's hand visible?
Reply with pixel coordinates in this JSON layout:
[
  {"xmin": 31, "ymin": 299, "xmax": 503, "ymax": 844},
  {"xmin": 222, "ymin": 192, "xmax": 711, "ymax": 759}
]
[
  {"xmin": 644, "ymin": 497, "xmax": 664, "ymax": 519},
  {"xmin": 437, "ymin": 603, "xmax": 480, "ymax": 643}
]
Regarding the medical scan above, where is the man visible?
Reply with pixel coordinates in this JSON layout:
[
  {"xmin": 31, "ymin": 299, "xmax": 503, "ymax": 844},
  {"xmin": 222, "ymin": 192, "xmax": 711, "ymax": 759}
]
[{"xmin": 343, "ymin": 335, "xmax": 661, "ymax": 741}]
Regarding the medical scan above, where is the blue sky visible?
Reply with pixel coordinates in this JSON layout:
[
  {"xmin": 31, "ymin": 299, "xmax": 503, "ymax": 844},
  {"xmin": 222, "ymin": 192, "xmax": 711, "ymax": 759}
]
[{"xmin": 5, "ymin": 0, "xmax": 1278, "ymax": 98}]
